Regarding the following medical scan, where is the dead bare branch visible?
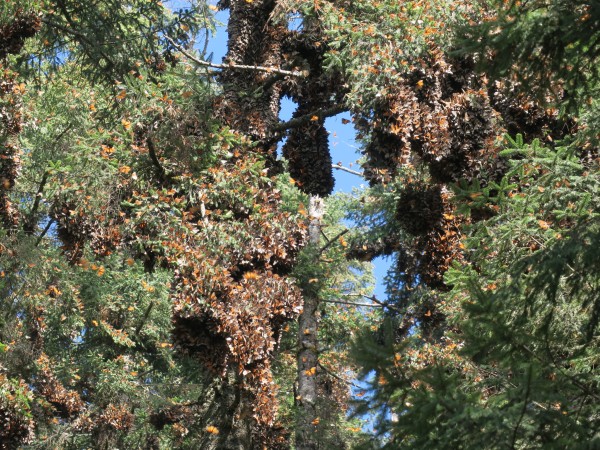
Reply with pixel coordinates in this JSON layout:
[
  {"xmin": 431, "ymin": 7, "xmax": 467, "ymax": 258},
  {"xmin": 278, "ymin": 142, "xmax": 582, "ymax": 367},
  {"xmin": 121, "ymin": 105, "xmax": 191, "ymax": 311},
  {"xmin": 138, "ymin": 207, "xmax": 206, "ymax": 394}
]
[{"xmin": 165, "ymin": 36, "xmax": 306, "ymax": 78}]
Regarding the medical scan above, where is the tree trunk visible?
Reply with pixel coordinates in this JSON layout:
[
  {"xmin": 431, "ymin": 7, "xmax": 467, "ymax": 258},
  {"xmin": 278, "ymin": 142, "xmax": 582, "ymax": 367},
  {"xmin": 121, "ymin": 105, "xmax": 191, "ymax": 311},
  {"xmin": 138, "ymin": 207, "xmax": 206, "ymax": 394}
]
[{"xmin": 295, "ymin": 195, "xmax": 324, "ymax": 450}]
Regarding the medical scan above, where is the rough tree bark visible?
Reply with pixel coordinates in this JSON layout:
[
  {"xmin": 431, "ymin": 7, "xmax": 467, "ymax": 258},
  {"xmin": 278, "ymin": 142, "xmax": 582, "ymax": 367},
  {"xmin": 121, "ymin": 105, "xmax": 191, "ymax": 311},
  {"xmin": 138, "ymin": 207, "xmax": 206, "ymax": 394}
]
[{"xmin": 295, "ymin": 195, "xmax": 324, "ymax": 450}]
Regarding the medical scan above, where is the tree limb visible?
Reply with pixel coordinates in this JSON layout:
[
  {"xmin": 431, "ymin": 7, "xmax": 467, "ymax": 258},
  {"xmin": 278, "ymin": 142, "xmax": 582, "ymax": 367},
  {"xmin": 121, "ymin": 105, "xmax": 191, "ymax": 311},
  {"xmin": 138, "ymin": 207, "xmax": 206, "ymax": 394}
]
[
  {"xmin": 24, "ymin": 171, "xmax": 49, "ymax": 234},
  {"xmin": 135, "ymin": 301, "xmax": 155, "ymax": 337},
  {"xmin": 146, "ymin": 136, "xmax": 166, "ymax": 181},
  {"xmin": 271, "ymin": 105, "xmax": 347, "ymax": 132},
  {"xmin": 345, "ymin": 293, "xmax": 403, "ymax": 313},
  {"xmin": 322, "ymin": 299, "xmax": 385, "ymax": 308},
  {"xmin": 24, "ymin": 125, "xmax": 73, "ymax": 234},
  {"xmin": 319, "ymin": 228, "xmax": 349, "ymax": 254},
  {"xmin": 332, "ymin": 164, "xmax": 363, "ymax": 177},
  {"xmin": 165, "ymin": 36, "xmax": 306, "ymax": 78},
  {"xmin": 35, "ymin": 219, "xmax": 54, "ymax": 247}
]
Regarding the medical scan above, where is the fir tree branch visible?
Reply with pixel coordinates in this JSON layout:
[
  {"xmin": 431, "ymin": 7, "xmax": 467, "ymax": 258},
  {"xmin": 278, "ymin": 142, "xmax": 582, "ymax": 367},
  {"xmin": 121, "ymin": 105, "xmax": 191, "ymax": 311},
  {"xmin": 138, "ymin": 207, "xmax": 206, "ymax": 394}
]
[
  {"xmin": 41, "ymin": 17, "xmax": 88, "ymax": 40},
  {"xmin": 510, "ymin": 364, "xmax": 533, "ymax": 449},
  {"xmin": 520, "ymin": 343, "xmax": 600, "ymax": 401},
  {"xmin": 42, "ymin": 15, "xmax": 115, "ymax": 71},
  {"xmin": 165, "ymin": 36, "xmax": 306, "ymax": 77}
]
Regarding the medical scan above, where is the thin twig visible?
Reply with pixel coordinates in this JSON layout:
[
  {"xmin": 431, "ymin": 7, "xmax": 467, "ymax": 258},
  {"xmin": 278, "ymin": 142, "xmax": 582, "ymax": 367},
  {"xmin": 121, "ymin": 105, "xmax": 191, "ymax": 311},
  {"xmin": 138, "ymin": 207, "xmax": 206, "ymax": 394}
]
[
  {"xmin": 319, "ymin": 228, "xmax": 349, "ymax": 254},
  {"xmin": 42, "ymin": 16, "xmax": 114, "ymax": 71},
  {"xmin": 322, "ymin": 299, "xmax": 385, "ymax": 308},
  {"xmin": 41, "ymin": 18, "xmax": 88, "ymax": 40},
  {"xmin": 520, "ymin": 343, "xmax": 600, "ymax": 401},
  {"xmin": 165, "ymin": 36, "xmax": 305, "ymax": 77},
  {"xmin": 318, "ymin": 362, "xmax": 363, "ymax": 390},
  {"xmin": 345, "ymin": 293, "xmax": 403, "ymax": 313},
  {"xmin": 332, "ymin": 164, "xmax": 363, "ymax": 177}
]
